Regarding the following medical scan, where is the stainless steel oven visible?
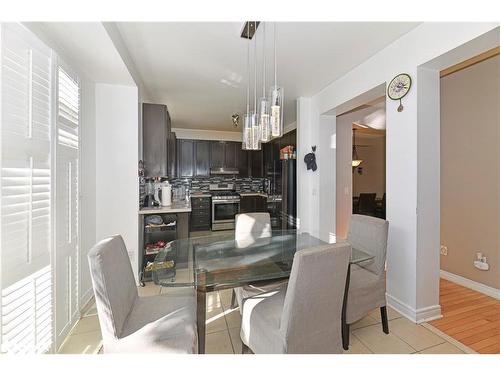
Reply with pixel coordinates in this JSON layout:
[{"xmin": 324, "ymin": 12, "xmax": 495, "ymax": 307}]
[{"xmin": 210, "ymin": 183, "xmax": 240, "ymax": 231}]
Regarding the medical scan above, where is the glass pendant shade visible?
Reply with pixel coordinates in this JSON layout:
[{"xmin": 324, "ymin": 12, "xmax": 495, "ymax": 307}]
[
  {"xmin": 243, "ymin": 112, "xmax": 260, "ymax": 150},
  {"xmin": 258, "ymin": 96, "xmax": 271, "ymax": 142},
  {"xmin": 269, "ymin": 85, "xmax": 284, "ymax": 138},
  {"xmin": 250, "ymin": 111, "xmax": 261, "ymax": 150},
  {"xmin": 242, "ymin": 112, "xmax": 252, "ymax": 150}
]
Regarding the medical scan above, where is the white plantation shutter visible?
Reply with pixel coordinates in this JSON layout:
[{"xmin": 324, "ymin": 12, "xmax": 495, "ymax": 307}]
[
  {"xmin": 1, "ymin": 24, "xmax": 53, "ymax": 353},
  {"xmin": 54, "ymin": 64, "xmax": 80, "ymax": 345}
]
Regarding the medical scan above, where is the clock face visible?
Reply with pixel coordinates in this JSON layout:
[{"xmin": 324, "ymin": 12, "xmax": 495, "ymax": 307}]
[{"xmin": 387, "ymin": 73, "xmax": 412, "ymax": 100}]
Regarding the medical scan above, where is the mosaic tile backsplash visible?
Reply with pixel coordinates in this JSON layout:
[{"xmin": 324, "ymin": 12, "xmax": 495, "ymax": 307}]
[{"xmin": 139, "ymin": 176, "xmax": 265, "ymax": 207}]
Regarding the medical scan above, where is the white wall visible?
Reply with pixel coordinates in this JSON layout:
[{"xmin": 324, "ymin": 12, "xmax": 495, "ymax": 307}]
[
  {"xmin": 296, "ymin": 98, "xmax": 319, "ymax": 236},
  {"xmin": 297, "ymin": 23, "xmax": 500, "ymax": 323},
  {"xmin": 318, "ymin": 115, "xmax": 336, "ymax": 242},
  {"xmin": 440, "ymin": 56, "xmax": 500, "ymax": 290},
  {"xmin": 95, "ymin": 84, "xmax": 139, "ymax": 281},
  {"xmin": 335, "ymin": 116, "xmax": 353, "ymax": 239},
  {"xmin": 79, "ymin": 79, "xmax": 97, "ymax": 305}
]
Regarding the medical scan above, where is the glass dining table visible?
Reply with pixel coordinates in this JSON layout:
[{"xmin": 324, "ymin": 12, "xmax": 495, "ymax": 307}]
[{"xmin": 152, "ymin": 230, "xmax": 374, "ymax": 353}]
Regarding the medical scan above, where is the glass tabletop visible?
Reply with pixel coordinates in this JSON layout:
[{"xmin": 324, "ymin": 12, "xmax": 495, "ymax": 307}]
[{"xmin": 152, "ymin": 230, "xmax": 374, "ymax": 289}]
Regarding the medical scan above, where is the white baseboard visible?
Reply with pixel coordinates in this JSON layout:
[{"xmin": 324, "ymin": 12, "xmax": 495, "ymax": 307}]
[
  {"xmin": 415, "ymin": 304, "xmax": 442, "ymax": 323},
  {"xmin": 386, "ymin": 293, "xmax": 442, "ymax": 324},
  {"xmin": 440, "ymin": 270, "xmax": 500, "ymax": 300}
]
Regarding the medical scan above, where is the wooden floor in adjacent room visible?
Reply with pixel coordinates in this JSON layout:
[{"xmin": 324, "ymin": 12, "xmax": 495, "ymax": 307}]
[{"xmin": 430, "ymin": 278, "xmax": 500, "ymax": 354}]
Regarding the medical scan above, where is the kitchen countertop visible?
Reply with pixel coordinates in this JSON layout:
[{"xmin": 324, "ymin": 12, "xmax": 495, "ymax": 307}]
[
  {"xmin": 238, "ymin": 192, "xmax": 268, "ymax": 197},
  {"xmin": 139, "ymin": 201, "xmax": 192, "ymax": 214},
  {"xmin": 190, "ymin": 192, "xmax": 212, "ymax": 198},
  {"xmin": 239, "ymin": 192, "xmax": 282, "ymax": 202}
]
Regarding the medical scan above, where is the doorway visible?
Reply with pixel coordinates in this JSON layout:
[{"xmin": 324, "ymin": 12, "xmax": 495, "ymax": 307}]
[
  {"xmin": 429, "ymin": 49, "xmax": 500, "ymax": 354},
  {"xmin": 335, "ymin": 95, "xmax": 387, "ymax": 238}
]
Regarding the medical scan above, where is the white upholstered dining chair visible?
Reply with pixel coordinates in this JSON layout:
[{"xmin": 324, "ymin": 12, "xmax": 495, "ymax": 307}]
[
  {"xmin": 231, "ymin": 213, "xmax": 287, "ymax": 310},
  {"xmin": 344, "ymin": 214, "xmax": 389, "ymax": 348},
  {"xmin": 239, "ymin": 242, "xmax": 351, "ymax": 354},
  {"xmin": 88, "ymin": 235, "xmax": 198, "ymax": 353}
]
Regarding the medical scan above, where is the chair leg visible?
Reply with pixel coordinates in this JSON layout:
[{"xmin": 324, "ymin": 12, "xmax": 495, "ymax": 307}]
[
  {"xmin": 381, "ymin": 306, "xmax": 389, "ymax": 334},
  {"xmin": 342, "ymin": 323, "xmax": 350, "ymax": 350},
  {"xmin": 241, "ymin": 343, "xmax": 251, "ymax": 354},
  {"xmin": 231, "ymin": 289, "xmax": 237, "ymax": 309}
]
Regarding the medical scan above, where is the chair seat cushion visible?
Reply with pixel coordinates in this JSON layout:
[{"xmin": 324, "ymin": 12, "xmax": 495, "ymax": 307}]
[
  {"xmin": 240, "ymin": 288, "xmax": 287, "ymax": 354},
  {"xmin": 346, "ymin": 264, "xmax": 386, "ymax": 324},
  {"xmin": 108, "ymin": 288, "xmax": 197, "ymax": 353},
  {"xmin": 234, "ymin": 279, "xmax": 288, "ymax": 312}
]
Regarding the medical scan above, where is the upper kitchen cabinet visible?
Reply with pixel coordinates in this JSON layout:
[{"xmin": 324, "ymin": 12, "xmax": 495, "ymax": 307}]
[
  {"xmin": 235, "ymin": 145, "xmax": 248, "ymax": 177},
  {"xmin": 210, "ymin": 141, "xmax": 225, "ymax": 168},
  {"xmin": 249, "ymin": 150, "xmax": 264, "ymax": 178},
  {"xmin": 177, "ymin": 139, "xmax": 195, "ymax": 177},
  {"xmin": 142, "ymin": 103, "xmax": 172, "ymax": 177},
  {"xmin": 168, "ymin": 131, "xmax": 177, "ymax": 178},
  {"xmin": 194, "ymin": 141, "xmax": 210, "ymax": 177},
  {"xmin": 224, "ymin": 142, "xmax": 237, "ymax": 168}
]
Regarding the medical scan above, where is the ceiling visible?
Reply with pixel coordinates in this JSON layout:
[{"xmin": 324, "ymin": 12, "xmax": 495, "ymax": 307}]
[
  {"xmin": 337, "ymin": 96, "xmax": 386, "ymax": 138},
  {"xmin": 24, "ymin": 22, "xmax": 135, "ymax": 85},
  {"xmin": 115, "ymin": 22, "xmax": 419, "ymax": 132}
]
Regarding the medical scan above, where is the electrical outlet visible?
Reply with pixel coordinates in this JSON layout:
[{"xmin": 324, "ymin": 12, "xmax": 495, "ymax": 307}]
[{"xmin": 440, "ymin": 245, "xmax": 448, "ymax": 256}]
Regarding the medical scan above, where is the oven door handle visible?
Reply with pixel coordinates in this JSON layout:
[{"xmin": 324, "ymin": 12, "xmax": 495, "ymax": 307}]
[{"xmin": 212, "ymin": 199, "xmax": 241, "ymax": 204}]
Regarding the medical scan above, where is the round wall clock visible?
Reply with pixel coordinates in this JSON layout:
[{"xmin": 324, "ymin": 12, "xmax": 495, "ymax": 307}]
[{"xmin": 387, "ymin": 73, "xmax": 412, "ymax": 112}]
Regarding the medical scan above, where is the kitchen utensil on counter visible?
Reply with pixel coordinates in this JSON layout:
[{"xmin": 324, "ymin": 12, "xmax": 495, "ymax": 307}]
[
  {"xmin": 161, "ymin": 181, "xmax": 172, "ymax": 206},
  {"xmin": 144, "ymin": 179, "xmax": 156, "ymax": 207}
]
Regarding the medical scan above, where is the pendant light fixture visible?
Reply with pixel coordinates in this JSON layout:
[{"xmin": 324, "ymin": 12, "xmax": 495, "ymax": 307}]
[
  {"xmin": 251, "ymin": 28, "xmax": 261, "ymax": 150},
  {"xmin": 241, "ymin": 21, "xmax": 282, "ymax": 149},
  {"xmin": 352, "ymin": 129, "xmax": 363, "ymax": 168},
  {"xmin": 259, "ymin": 23, "xmax": 271, "ymax": 143},
  {"xmin": 242, "ymin": 22, "xmax": 252, "ymax": 150},
  {"xmin": 269, "ymin": 22, "xmax": 284, "ymax": 139}
]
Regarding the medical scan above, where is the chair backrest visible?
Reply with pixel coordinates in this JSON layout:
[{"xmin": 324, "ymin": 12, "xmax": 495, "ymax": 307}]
[
  {"xmin": 88, "ymin": 235, "xmax": 138, "ymax": 340},
  {"xmin": 358, "ymin": 193, "xmax": 377, "ymax": 215},
  {"xmin": 347, "ymin": 214, "xmax": 389, "ymax": 275},
  {"xmin": 235, "ymin": 212, "xmax": 272, "ymax": 240},
  {"xmin": 279, "ymin": 243, "xmax": 351, "ymax": 353}
]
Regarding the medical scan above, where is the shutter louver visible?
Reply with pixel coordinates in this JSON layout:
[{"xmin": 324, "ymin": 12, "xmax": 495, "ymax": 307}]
[
  {"xmin": 57, "ymin": 68, "xmax": 79, "ymax": 149},
  {"xmin": 1, "ymin": 24, "xmax": 53, "ymax": 354}
]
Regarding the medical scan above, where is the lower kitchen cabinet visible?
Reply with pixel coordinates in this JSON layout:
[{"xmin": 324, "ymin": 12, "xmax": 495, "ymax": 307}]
[
  {"xmin": 240, "ymin": 195, "xmax": 267, "ymax": 214},
  {"xmin": 190, "ymin": 196, "xmax": 211, "ymax": 231}
]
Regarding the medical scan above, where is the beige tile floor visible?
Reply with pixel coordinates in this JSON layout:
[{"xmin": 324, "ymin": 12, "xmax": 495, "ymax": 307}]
[{"xmin": 58, "ymin": 282, "xmax": 471, "ymax": 354}]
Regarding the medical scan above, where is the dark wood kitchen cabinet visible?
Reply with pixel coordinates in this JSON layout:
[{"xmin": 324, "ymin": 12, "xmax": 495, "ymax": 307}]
[
  {"xmin": 235, "ymin": 145, "xmax": 248, "ymax": 177},
  {"xmin": 240, "ymin": 195, "xmax": 267, "ymax": 213},
  {"xmin": 248, "ymin": 150, "xmax": 264, "ymax": 177},
  {"xmin": 210, "ymin": 141, "xmax": 225, "ymax": 168},
  {"xmin": 168, "ymin": 131, "xmax": 177, "ymax": 178},
  {"xmin": 142, "ymin": 103, "xmax": 172, "ymax": 177},
  {"xmin": 224, "ymin": 142, "xmax": 237, "ymax": 168},
  {"xmin": 190, "ymin": 196, "xmax": 211, "ymax": 231},
  {"xmin": 195, "ymin": 141, "xmax": 210, "ymax": 177},
  {"xmin": 177, "ymin": 139, "xmax": 195, "ymax": 177}
]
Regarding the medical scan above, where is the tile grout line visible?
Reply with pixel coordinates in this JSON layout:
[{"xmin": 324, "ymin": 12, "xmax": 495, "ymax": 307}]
[
  {"xmin": 421, "ymin": 322, "xmax": 477, "ymax": 354},
  {"xmin": 219, "ymin": 291, "xmax": 237, "ymax": 354}
]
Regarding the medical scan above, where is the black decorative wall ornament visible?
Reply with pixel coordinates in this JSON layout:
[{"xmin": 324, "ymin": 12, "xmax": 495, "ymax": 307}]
[{"xmin": 304, "ymin": 146, "xmax": 317, "ymax": 171}]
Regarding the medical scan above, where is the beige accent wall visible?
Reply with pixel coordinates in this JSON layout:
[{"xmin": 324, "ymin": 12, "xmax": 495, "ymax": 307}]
[
  {"xmin": 440, "ymin": 54, "xmax": 500, "ymax": 289},
  {"xmin": 352, "ymin": 134, "xmax": 386, "ymax": 198}
]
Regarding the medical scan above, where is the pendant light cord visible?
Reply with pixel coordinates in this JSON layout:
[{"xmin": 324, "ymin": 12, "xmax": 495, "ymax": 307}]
[
  {"xmin": 254, "ymin": 25, "xmax": 257, "ymax": 113},
  {"xmin": 262, "ymin": 22, "xmax": 266, "ymax": 97},
  {"xmin": 274, "ymin": 22, "xmax": 277, "ymax": 88},
  {"xmin": 246, "ymin": 22, "xmax": 250, "ymax": 114}
]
